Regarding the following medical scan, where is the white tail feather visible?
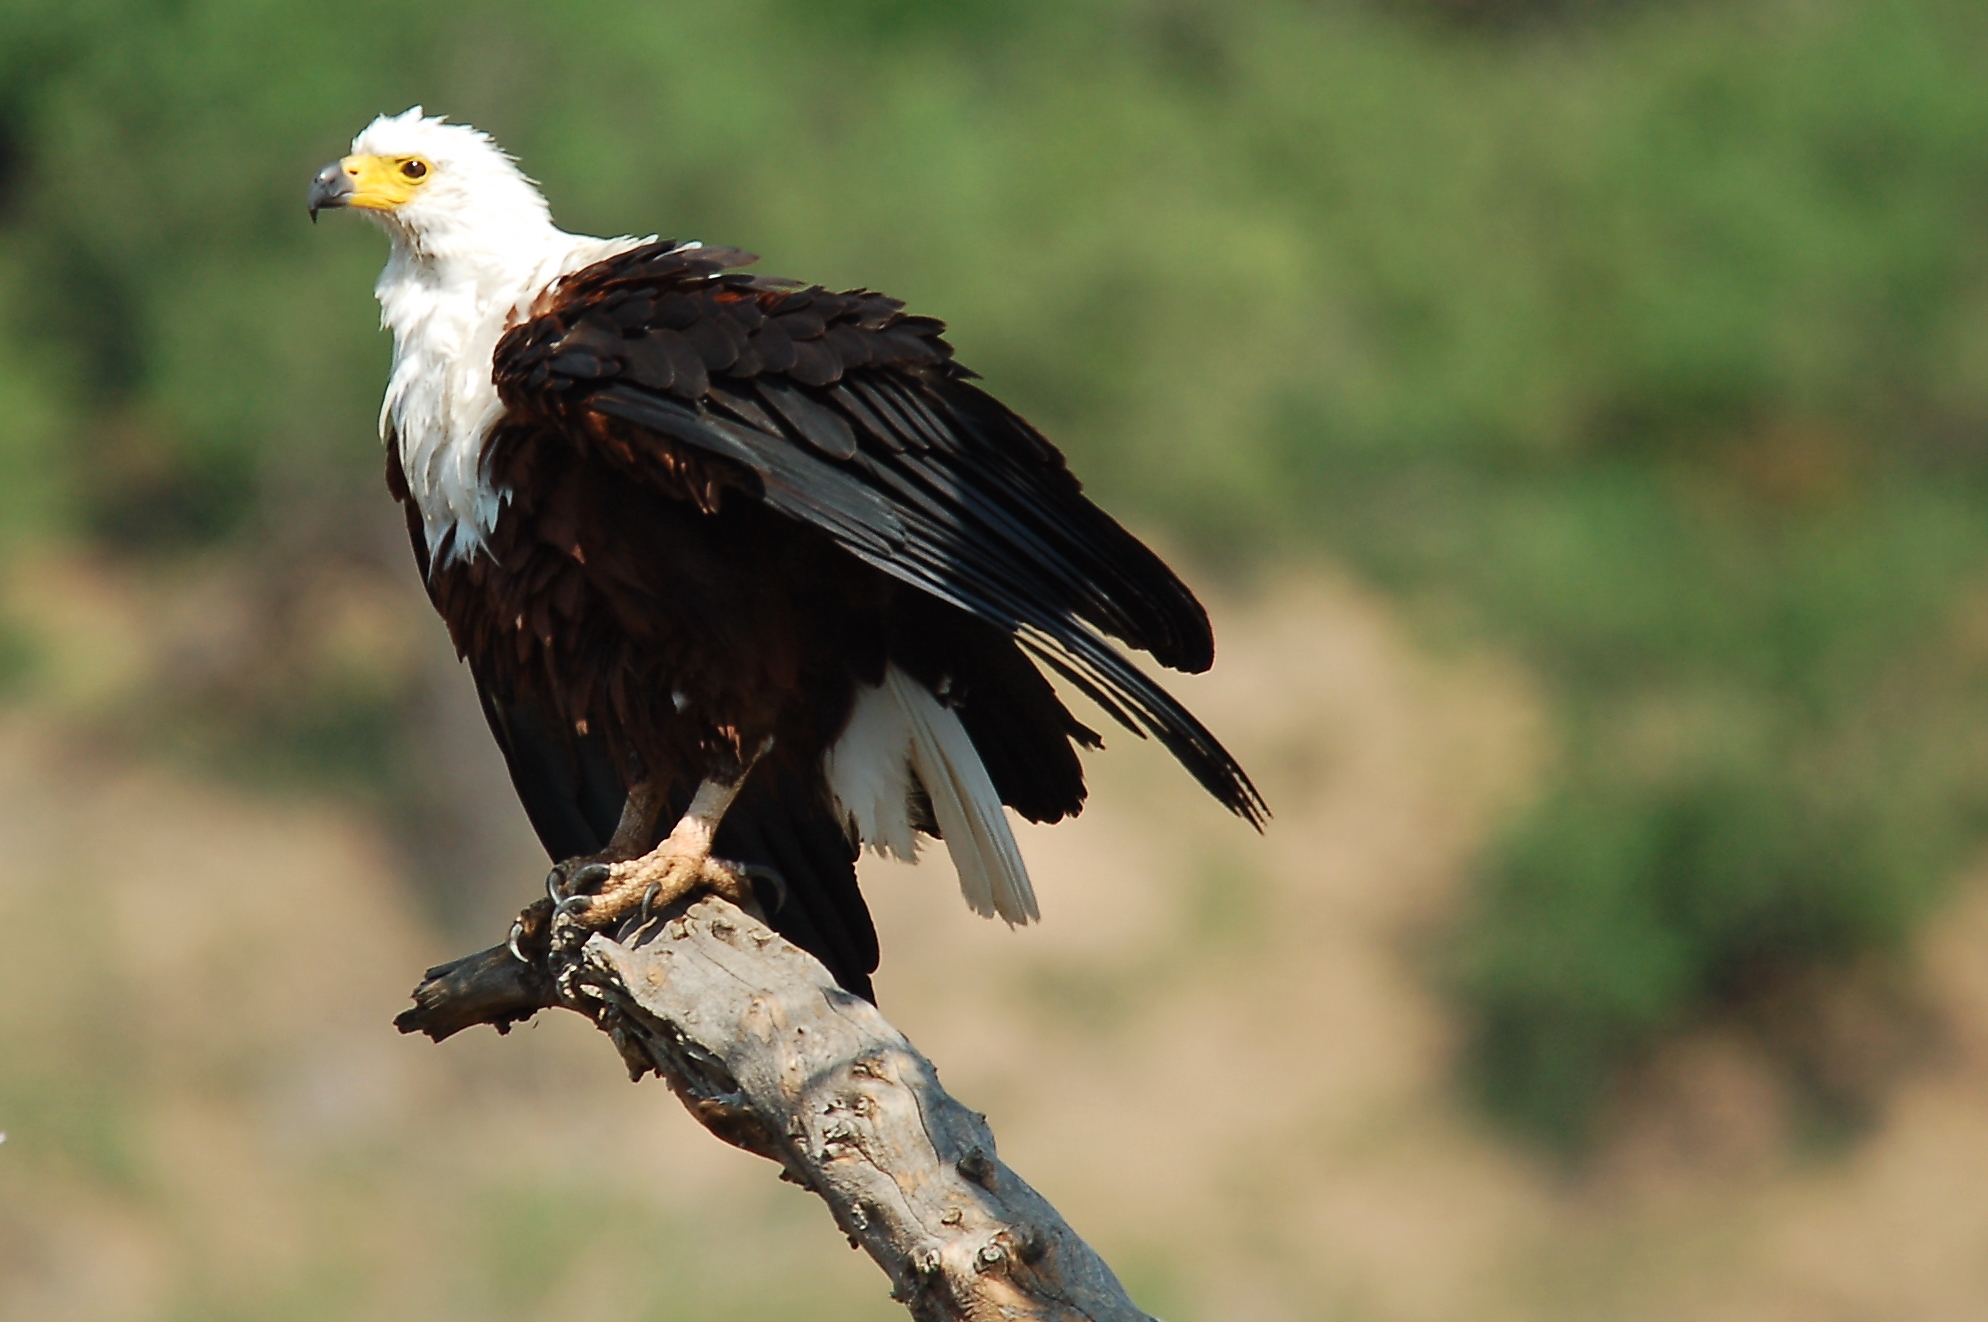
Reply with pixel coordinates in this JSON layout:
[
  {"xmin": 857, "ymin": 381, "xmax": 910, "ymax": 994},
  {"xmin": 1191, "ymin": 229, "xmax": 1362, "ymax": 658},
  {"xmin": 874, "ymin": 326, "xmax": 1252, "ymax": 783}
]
[
  {"xmin": 823, "ymin": 665, "xmax": 1038, "ymax": 924},
  {"xmin": 822, "ymin": 677, "xmax": 920, "ymax": 862}
]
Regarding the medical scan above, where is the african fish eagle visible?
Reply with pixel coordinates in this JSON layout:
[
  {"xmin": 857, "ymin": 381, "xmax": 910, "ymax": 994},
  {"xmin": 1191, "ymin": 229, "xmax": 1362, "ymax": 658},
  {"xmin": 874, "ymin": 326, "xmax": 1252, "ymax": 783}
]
[{"xmin": 311, "ymin": 108, "xmax": 1264, "ymax": 999}]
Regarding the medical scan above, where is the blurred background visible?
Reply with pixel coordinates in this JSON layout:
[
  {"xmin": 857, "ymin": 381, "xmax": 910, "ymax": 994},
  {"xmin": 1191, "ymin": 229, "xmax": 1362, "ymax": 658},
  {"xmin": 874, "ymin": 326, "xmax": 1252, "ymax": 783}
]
[{"xmin": 3, "ymin": 0, "xmax": 1988, "ymax": 1316}]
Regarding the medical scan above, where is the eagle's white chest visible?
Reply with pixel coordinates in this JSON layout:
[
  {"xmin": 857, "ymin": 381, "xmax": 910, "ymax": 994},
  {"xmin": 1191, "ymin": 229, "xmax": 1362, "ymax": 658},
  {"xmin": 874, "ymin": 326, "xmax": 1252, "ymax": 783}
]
[{"xmin": 381, "ymin": 271, "xmax": 513, "ymax": 561}]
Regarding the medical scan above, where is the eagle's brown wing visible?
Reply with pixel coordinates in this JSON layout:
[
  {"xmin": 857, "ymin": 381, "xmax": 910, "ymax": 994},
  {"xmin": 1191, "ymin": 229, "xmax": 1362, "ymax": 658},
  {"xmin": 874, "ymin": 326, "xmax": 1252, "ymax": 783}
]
[{"xmin": 491, "ymin": 240, "xmax": 1265, "ymax": 826}]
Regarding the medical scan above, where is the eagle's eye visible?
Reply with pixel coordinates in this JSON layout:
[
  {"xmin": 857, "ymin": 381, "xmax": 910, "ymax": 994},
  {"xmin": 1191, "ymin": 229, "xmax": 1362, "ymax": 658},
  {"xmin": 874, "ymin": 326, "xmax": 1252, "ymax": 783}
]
[{"xmin": 400, "ymin": 159, "xmax": 430, "ymax": 180}]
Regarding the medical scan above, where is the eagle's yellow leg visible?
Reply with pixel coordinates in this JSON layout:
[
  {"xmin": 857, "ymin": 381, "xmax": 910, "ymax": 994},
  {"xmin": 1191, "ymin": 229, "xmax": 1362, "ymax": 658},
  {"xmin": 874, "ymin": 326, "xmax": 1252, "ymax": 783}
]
[
  {"xmin": 583, "ymin": 777, "xmax": 757, "ymax": 924},
  {"xmin": 548, "ymin": 741, "xmax": 770, "ymax": 932}
]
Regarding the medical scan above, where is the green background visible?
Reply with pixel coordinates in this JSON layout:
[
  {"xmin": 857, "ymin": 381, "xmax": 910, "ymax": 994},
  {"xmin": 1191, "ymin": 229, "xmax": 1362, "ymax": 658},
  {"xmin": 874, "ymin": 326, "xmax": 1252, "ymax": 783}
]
[{"xmin": 1, "ymin": 0, "xmax": 1986, "ymax": 1151}]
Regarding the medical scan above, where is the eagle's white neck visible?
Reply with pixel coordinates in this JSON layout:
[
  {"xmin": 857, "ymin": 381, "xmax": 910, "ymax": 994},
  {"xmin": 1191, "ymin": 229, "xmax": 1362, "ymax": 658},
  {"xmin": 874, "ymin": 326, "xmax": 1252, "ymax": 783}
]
[{"xmin": 374, "ymin": 217, "xmax": 644, "ymax": 566}]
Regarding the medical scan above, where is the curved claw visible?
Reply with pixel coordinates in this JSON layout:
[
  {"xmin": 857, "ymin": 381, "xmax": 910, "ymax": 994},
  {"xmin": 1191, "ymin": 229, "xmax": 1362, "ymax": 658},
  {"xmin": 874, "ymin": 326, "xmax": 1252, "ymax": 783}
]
[
  {"xmin": 507, "ymin": 920, "xmax": 528, "ymax": 964},
  {"xmin": 637, "ymin": 880, "xmax": 665, "ymax": 924},
  {"xmin": 741, "ymin": 863, "xmax": 788, "ymax": 914},
  {"xmin": 548, "ymin": 861, "xmax": 613, "ymax": 902},
  {"xmin": 554, "ymin": 892, "xmax": 594, "ymax": 919}
]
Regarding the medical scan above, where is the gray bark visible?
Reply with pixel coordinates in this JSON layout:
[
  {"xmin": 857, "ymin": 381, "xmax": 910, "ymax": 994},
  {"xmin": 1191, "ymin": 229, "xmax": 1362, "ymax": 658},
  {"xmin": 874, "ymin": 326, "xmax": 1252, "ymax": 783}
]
[{"xmin": 399, "ymin": 895, "xmax": 1156, "ymax": 1322}]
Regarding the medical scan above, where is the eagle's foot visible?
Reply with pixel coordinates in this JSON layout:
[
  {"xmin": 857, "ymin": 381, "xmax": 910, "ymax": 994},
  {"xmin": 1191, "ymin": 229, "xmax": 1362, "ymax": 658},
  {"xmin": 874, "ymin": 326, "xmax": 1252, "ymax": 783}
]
[{"xmin": 563, "ymin": 842, "xmax": 758, "ymax": 932}]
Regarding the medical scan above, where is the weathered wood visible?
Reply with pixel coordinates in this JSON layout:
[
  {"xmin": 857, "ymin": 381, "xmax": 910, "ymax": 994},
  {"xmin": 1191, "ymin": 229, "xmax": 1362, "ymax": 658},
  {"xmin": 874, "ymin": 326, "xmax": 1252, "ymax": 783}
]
[
  {"xmin": 398, "ymin": 895, "xmax": 1156, "ymax": 1322},
  {"xmin": 396, "ymin": 898, "xmax": 559, "ymax": 1040}
]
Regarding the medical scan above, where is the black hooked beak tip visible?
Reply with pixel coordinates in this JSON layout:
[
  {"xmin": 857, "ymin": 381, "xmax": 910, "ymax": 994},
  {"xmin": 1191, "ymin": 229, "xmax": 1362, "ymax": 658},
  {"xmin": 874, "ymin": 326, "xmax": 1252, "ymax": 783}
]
[{"xmin": 308, "ymin": 162, "xmax": 353, "ymax": 224}]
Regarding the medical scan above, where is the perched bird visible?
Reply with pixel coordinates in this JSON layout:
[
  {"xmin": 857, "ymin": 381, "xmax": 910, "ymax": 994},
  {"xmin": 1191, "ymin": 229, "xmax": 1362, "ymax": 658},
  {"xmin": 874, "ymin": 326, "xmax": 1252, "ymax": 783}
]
[{"xmin": 311, "ymin": 108, "xmax": 1264, "ymax": 1000}]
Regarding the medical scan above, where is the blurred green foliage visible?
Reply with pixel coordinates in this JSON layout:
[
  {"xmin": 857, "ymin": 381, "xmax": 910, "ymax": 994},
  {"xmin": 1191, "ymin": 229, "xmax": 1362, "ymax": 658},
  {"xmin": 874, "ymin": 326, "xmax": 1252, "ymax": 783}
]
[{"xmin": 0, "ymin": 0, "xmax": 1985, "ymax": 1145}]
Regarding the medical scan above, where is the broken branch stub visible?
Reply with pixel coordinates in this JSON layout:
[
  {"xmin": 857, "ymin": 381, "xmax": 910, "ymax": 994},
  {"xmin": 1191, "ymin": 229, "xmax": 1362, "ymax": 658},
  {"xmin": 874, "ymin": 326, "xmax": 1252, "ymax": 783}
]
[{"xmin": 400, "ymin": 896, "xmax": 1156, "ymax": 1322}]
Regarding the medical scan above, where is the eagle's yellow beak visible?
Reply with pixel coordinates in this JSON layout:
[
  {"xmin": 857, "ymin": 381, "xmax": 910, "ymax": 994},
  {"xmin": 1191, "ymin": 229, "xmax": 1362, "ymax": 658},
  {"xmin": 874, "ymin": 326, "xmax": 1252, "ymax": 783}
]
[{"xmin": 308, "ymin": 154, "xmax": 429, "ymax": 221}]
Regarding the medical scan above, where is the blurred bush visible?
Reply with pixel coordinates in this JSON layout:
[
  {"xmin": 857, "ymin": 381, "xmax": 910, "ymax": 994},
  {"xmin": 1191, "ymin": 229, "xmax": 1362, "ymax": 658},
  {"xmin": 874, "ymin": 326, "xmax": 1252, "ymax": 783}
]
[{"xmin": 0, "ymin": 0, "xmax": 1985, "ymax": 1145}]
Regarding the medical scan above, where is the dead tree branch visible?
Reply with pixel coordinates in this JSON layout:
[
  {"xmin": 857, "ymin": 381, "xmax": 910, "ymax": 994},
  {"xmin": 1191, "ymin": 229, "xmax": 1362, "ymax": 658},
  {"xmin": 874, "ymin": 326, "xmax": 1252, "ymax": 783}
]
[{"xmin": 397, "ymin": 894, "xmax": 1156, "ymax": 1322}]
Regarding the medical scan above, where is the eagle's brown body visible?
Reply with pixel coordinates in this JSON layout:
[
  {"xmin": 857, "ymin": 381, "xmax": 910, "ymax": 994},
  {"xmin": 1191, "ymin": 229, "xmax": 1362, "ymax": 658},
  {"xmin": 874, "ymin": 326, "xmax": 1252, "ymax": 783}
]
[{"xmin": 381, "ymin": 241, "xmax": 1262, "ymax": 998}]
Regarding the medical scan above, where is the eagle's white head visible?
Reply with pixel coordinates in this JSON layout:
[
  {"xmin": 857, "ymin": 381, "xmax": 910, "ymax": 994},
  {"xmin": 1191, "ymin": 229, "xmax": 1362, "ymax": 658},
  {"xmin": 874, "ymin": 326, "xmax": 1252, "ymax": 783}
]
[
  {"xmin": 311, "ymin": 108, "xmax": 648, "ymax": 564},
  {"xmin": 310, "ymin": 106, "xmax": 558, "ymax": 260}
]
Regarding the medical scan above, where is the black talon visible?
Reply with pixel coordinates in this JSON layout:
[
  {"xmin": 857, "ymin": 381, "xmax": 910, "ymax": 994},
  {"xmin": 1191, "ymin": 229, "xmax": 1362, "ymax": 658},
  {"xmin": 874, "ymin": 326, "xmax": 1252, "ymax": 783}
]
[
  {"xmin": 554, "ymin": 893, "xmax": 593, "ymax": 918},
  {"xmin": 741, "ymin": 864, "xmax": 788, "ymax": 914},
  {"xmin": 638, "ymin": 881, "xmax": 664, "ymax": 923},
  {"xmin": 549, "ymin": 860, "xmax": 613, "ymax": 902}
]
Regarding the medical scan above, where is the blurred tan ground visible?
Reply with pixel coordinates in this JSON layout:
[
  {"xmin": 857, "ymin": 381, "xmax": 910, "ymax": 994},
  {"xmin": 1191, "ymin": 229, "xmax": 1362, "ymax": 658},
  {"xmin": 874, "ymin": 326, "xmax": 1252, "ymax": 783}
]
[{"xmin": 5, "ymin": 573, "xmax": 1988, "ymax": 1320}]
